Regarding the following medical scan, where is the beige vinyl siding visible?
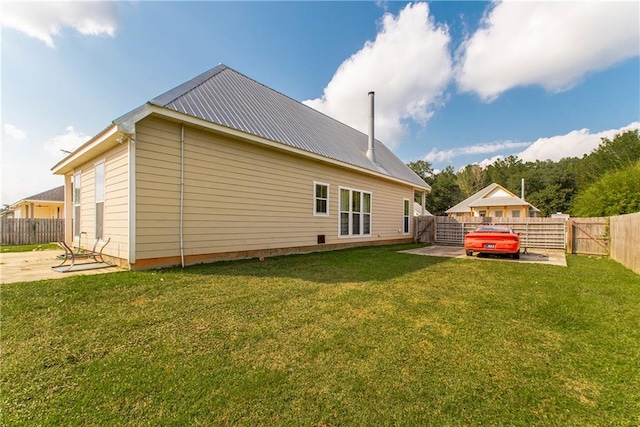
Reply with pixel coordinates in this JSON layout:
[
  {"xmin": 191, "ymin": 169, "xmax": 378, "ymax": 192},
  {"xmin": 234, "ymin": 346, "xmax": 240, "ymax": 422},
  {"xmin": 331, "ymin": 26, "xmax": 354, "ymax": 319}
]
[
  {"xmin": 72, "ymin": 143, "xmax": 129, "ymax": 260},
  {"xmin": 135, "ymin": 116, "xmax": 414, "ymax": 261}
]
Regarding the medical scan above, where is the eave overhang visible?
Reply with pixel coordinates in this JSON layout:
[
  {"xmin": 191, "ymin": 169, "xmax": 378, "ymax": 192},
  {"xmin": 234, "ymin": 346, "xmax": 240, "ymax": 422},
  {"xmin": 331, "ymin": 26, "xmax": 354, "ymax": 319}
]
[{"xmin": 52, "ymin": 103, "xmax": 431, "ymax": 192}]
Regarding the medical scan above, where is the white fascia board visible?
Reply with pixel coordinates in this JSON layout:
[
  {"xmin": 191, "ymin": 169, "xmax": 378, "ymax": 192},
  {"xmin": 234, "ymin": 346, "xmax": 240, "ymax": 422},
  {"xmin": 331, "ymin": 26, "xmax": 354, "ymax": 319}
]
[{"xmin": 51, "ymin": 125, "xmax": 120, "ymax": 175}]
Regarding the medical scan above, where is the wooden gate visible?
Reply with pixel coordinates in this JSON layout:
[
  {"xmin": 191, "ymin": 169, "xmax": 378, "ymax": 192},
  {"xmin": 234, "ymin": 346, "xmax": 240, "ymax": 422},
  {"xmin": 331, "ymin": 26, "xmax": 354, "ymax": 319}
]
[
  {"xmin": 567, "ymin": 218, "xmax": 609, "ymax": 256},
  {"xmin": 414, "ymin": 216, "xmax": 435, "ymax": 244}
]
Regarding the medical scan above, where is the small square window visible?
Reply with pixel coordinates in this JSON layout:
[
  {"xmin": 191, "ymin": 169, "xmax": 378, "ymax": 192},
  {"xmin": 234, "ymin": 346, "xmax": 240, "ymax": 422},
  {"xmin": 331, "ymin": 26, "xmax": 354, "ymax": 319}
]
[{"xmin": 314, "ymin": 182, "xmax": 329, "ymax": 216}]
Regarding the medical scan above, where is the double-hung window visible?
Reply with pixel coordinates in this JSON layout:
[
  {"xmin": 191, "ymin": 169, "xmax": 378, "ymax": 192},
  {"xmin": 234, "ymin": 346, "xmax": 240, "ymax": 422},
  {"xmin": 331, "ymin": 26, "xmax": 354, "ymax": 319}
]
[
  {"xmin": 403, "ymin": 199, "xmax": 410, "ymax": 234},
  {"xmin": 95, "ymin": 162, "xmax": 105, "ymax": 240},
  {"xmin": 314, "ymin": 182, "xmax": 329, "ymax": 216},
  {"xmin": 339, "ymin": 187, "xmax": 371, "ymax": 237},
  {"xmin": 73, "ymin": 172, "xmax": 81, "ymax": 237}
]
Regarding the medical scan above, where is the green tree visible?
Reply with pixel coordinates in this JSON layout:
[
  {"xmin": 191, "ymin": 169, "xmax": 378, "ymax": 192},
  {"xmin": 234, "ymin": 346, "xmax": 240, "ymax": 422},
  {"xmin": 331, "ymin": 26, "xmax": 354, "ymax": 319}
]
[
  {"xmin": 407, "ymin": 160, "xmax": 434, "ymax": 181},
  {"xmin": 571, "ymin": 162, "xmax": 640, "ymax": 217},
  {"xmin": 577, "ymin": 129, "xmax": 640, "ymax": 189},
  {"xmin": 456, "ymin": 164, "xmax": 488, "ymax": 198},
  {"xmin": 425, "ymin": 166, "xmax": 463, "ymax": 215}
]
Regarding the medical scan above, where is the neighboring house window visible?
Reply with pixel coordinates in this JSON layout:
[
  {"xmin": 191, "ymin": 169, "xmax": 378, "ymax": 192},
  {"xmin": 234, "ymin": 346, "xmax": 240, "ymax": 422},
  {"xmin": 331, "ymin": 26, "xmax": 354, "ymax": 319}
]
[
  {"xmin": 95, "ymin": 162, "xmax": 105, "ymax": 240},
  {"xmin": 479, "ymin": 210, "xmax": 487, "ymax": 217},
  {"xmin": 403, "ymin": 199, "xmax": 410, "ymax": 234},
  {"xmin": 73, "ymin": 172, "xmax": 81, "ymax": 237},
  {"xmin": 494, "ymin": 210, "xmax": 503, "ymax": 218},
  {"xmin": 314, "ymin": 182, "xmax": 329, "ymax": 216},
  {"xmin": 511, "ymin": 210, "xmax": 521, "ymax": 218},
  {"xmin": 339, "ymin": 187, "xmax": 372, "ymax": 237}
]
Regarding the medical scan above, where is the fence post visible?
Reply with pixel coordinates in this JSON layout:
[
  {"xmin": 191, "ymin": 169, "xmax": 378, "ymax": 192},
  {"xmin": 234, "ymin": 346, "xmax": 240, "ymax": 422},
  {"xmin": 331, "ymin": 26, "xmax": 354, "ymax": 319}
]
[{"xmin": 566, "ymin": 219, "xmax": 573, "ymax": 254}]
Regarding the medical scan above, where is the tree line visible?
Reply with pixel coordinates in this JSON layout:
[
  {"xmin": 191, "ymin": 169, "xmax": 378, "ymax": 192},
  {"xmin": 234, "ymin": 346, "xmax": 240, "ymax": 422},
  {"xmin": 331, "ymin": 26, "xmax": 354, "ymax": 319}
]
[{"xmin": 408, "ymin": 129, "xmax": 640, "ymax": 217}]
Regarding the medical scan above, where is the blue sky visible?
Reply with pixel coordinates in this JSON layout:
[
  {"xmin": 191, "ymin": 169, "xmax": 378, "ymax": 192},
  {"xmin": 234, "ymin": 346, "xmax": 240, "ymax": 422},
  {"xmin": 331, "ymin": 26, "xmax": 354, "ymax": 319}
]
[{"xmin": 2, "ymin": 1, "xmax": 639, "ymax": 205}]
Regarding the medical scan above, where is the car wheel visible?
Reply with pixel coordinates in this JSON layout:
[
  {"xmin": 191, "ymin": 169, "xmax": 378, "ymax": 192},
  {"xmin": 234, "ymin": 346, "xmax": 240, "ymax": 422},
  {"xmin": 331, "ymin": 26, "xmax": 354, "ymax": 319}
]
[
  {"xmin": 466, "ymin": 250, "xmax": 473, "ymax": 256},
  {"xmin": 512, "ymin": 251, "xmax": 520, "ymax": 260}
]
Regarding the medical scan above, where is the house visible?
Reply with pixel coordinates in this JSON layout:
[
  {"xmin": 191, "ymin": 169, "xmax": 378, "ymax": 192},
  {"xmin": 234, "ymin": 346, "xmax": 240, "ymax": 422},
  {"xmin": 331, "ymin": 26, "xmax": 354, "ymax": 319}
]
[
  {"xmin": 413, "ymin": 202, "xmax": 432, "ymax": 216},
  {"xmin": 446, "ymin": 183, "xmax": 539, "ymax": 218},
  {"xmin": 2, "ymin": 186, "xmax": 64, "ymax": 219},
  {"xmin": 51, "ymin": 64, "xmax": 430, "ymax": 270}
]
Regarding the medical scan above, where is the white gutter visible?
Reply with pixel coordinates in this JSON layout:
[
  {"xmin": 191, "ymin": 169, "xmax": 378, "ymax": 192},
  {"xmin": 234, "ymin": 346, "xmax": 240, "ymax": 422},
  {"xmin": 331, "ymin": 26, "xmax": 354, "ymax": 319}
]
[
  {"xmin": 180, "ymin": 124, "xmax": 185, "ymax": 268},
  {"xmin": 128, "ymin": 136, "xmax": 137, "ymax": 265}
]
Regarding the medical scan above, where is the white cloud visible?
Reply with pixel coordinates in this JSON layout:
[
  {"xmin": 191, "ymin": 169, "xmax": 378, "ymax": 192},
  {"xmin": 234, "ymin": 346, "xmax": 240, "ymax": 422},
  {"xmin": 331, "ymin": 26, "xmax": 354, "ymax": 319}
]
[
  {"xmin": 517, "ymin": 122, "xmax": 640, "ymax": 163},
  {"xmin": 43, "ymin": 126, "xmax": 90, "ymax": 157},
  {"xmin": 456, "ymin": 2, "xmax": 640, "ymax": 101},
  {"xmin": 3, "ymin": 124, "xmax": 27, "ymax": 141},
  {"xmin": 303, "ymin": 2, "xmax": 452, "ymax": 149},
  {"xmin": 1, "ymin": 1, "xmax": 118, "ymax": 48},
  {"xmin": 424, "ymin": 141, "xmax": 530, "ymax": 163}
]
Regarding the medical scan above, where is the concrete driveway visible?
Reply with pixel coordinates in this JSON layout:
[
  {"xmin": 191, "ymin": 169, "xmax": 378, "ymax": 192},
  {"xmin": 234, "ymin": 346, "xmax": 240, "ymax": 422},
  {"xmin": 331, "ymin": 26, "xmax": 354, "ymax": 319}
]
[
  {"xmin": 0, "ymin": 250, "xmax": 122, "ymax": 284},
  {"xmin": 400, "ymin": 245, "xmax": 567, "ymax": 267}
]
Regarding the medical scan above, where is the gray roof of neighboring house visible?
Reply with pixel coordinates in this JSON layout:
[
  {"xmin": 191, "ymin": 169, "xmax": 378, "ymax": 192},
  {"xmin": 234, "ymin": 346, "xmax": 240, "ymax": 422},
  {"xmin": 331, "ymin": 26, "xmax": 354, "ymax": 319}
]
[
  {"xmin": 121, "ymin": 64, "xmax": 428, "ymax": 189},
  {"xmin": 446, "ymin": 183, "xmax": 501, "ymax": 214},
  {"xmin": 446, "ymin": 183, "xmax": 540, "ymax": 214},
  {"xmin": 469, "ymin": 196, "xmax": 529, "ymax": 207},
  {"xmin": 15, "ymin": 186, "xmax": 64, "ymax": 204},
  {"xmin": 413, "ymin": 201, "xmax": 433, "ymax": 216}
]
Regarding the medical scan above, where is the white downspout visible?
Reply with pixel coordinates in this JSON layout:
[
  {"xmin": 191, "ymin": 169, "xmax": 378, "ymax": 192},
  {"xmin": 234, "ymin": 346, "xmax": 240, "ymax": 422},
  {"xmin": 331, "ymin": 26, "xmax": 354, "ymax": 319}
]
[{"xmin": 180, "ymin": 124, "xmax": 185, "ymax": 268}]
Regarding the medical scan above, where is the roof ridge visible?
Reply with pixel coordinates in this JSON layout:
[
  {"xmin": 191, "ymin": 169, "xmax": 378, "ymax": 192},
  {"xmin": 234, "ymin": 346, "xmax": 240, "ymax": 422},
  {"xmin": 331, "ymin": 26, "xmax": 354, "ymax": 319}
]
[
  {"xmin": 162, "ymin": 64, "xmax": 389, "ymax": 149},
  {"xmin": 149, "ymin": 63, "xmax": 229, "ymax": 107}
]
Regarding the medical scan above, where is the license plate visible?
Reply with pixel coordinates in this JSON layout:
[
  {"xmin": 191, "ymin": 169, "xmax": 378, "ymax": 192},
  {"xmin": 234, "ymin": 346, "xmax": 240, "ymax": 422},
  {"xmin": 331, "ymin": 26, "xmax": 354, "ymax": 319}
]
[{"xmin": 485, "ymin": 244, "xmax": 495, "ymax": 249}]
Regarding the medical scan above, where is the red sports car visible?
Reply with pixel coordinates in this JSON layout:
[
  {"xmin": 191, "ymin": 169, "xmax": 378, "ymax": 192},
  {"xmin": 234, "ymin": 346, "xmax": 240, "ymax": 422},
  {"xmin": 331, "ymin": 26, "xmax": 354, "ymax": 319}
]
[{"xmin": 464, "ymin": 225, "xmax": 520, "ymax": 259}]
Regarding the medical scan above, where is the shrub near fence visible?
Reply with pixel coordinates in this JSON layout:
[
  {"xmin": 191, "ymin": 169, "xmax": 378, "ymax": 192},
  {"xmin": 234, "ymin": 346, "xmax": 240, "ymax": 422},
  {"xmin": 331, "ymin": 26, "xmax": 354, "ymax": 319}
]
[{"xmin": 0, "ymin": 218, "xmax": 64, "ymax": 245}]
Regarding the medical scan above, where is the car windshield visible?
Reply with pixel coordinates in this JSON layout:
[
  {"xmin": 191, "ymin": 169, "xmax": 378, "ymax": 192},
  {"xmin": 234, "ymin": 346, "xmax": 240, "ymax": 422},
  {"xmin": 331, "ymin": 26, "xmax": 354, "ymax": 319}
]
[{"xmin": 475, "ymin": 226, "xmax": 512, "ymax": 233}]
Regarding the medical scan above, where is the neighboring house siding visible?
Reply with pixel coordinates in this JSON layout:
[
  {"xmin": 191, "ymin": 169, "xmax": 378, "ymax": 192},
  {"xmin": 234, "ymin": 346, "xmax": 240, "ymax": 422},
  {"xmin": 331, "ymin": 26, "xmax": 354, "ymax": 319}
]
[
  {"xmin": 73, "ymin": 143, "xmax": 129, "ymax": 261},
  {"xmin": 134, "ymin": 116, "xmax": 413, "ymax": 263}
]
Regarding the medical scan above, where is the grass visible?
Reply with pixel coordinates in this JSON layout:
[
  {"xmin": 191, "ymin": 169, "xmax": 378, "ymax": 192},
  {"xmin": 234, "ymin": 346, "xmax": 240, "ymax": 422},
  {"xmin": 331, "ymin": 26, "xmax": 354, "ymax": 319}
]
[
  {"xmin": 1, "ymin": 243, "xmax": 59, "ymax": 253},
  {"xmin": 2, "ymin": 244, "xmax": 639, "ymax": 426}
]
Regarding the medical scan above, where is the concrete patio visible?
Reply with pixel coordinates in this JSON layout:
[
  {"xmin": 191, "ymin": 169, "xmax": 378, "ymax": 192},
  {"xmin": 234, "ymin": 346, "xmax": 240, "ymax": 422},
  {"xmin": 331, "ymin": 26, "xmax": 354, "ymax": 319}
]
[
  {"xmin": 0, "ymin": 249, "xmax": 122, "ymax": 284},
  {"xmin": 400, "ymin": 245, "xmax": 567, "ymax": 267}
]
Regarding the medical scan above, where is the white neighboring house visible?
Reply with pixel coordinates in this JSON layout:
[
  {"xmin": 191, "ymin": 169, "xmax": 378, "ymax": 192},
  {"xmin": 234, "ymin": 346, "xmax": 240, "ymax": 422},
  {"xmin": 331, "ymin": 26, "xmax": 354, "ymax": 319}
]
[
  {"xmin": 446, "ymin": 183, "xmax": 540, "ymax": 218},
  {"xmin": 1, "ymin": 186, "xmax": 64, "ymax": 219},
  {"xmin": 413, "ymin": 202, "xmax": 432, "ymax": 216}
]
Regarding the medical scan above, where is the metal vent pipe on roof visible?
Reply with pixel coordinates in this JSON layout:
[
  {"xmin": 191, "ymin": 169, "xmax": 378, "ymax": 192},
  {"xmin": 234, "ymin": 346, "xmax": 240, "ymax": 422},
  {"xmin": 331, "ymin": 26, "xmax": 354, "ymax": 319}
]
[{"xmin": 366, "ymin": 91, "xmax": 377, "ymax": 165}]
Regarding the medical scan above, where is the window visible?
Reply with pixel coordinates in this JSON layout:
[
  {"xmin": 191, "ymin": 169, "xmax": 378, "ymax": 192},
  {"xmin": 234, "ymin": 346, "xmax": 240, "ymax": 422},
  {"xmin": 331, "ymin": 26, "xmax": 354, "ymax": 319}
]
[
  {"xmin": 95, "ymin": 162, "xmax": 105, "ymax": 240},
  {"xmin": 494, "ymin": 210, "xmax": 503, "ymax": 218},
  {"xmin": 339, "ymin": 187, "xmax": 372, "ymax": 237},
  {"xmin": 511, "ymin": 210, "xmax": 521, "ymax": 218},
  {"xmin": 314, "ymin": 182, "xmax": 329, "ymax": 216},
  {"xmin": 73, "ymin": 172, "xmax": 81, "ymax": 237},
  {"xmin": 479, "ymin": 210, "xmax": 487, "ymax": 218},
  {"xmin": 403, "ymin": 199, "xmax": 410, "ymax": 234}
]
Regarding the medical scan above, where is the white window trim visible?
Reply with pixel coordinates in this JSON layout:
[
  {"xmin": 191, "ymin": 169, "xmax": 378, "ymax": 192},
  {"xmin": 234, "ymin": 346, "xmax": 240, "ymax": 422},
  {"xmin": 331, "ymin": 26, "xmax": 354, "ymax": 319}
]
[
  {"xmin": 95, "ymin": 161, "xmax": 106, "ymax": 241},
  {"xmin": 338, "ymin": 186, "xmax": 372, "ymax": 238},
  {"xmin": 73, "ymin": 171, "xmax": 82, "ymax": 239},
  {"xmin": 313, "ymin": 181, "xmax": 330, "ymax": 217},
  {"xmin": 403, "ymin": 198, "xmax": 411, "ymax": 235}
]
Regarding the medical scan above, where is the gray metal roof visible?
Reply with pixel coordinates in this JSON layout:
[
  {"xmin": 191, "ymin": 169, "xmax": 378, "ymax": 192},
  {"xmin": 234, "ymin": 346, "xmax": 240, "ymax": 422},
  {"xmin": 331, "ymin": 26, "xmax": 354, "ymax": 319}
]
[{"xmin": 135, "ymin": 64, "xmax": 428, "ymax": 188}]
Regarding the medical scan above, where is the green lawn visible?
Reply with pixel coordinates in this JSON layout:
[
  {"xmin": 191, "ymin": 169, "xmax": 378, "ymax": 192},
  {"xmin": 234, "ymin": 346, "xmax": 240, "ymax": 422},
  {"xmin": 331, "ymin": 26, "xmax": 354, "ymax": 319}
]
[{"xmin": 2, "ymin": 244, "xmax": 639, "ymax": 426}]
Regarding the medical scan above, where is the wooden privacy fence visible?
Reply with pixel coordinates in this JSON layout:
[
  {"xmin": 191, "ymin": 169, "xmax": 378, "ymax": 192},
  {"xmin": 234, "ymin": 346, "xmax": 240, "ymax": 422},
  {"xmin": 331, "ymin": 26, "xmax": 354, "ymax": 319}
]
[
  {"xmin": 609, "ymin": 212, "xmax": 640, "ymax": 274},
  {"xmin": 0, "ymin": 218, "xmax": 64, "ymax": 245},
  {"xmin": 415, "ymin": 216, "xmax": 566, "ymax": 249}
]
